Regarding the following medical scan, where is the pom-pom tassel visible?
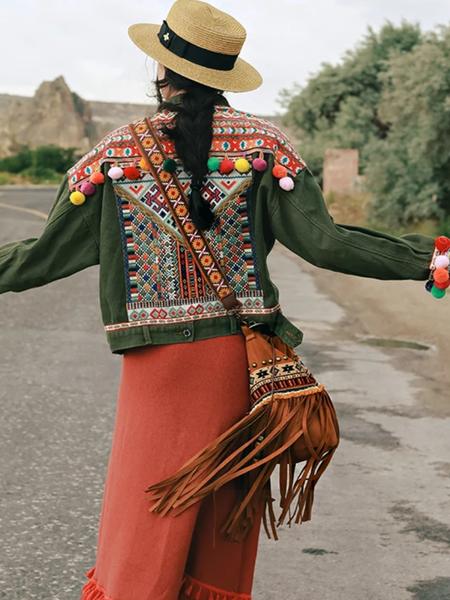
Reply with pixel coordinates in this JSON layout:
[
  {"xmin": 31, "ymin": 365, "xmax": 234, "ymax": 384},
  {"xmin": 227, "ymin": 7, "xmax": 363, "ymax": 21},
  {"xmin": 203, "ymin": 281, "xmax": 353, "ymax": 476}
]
[
  {"xmin": 279, "ymin": 176, "xmax": 295, "ymax": 191},
  {"xmin": 108, "ymin": 165, "xmax": 124, "ymax": 180},
  {"xmin": 235, "ymin": 157, "xmax": 251, "ymax": 173},
  {"xmin": 163, "ymin": 158, "xmax": 177, "ymax": 173},
  {"xmin": 80, "ymin": 181, "xmax": 96, "ymax": 196},
  {"xmin": 253, "ymin": 151, "xmax": 268, "ymax": 172},
  {"xmin": 219, "ymin": 156, "xmax": 235, "ymax": 175},
  {"xmin": 272, "ymin": 164, "xmax": 288, "ymax": 179},
  {"xmin": 69, "ymin": 190, "xmax": 86, "ymax": 205},
  {"xmin": 207, "ymin": 157, "xmax": 221, "ymax": 172},
  {"xmin": 140, "ymin": 157, "xmax": 150, "ymax": 171},
  {"xmin": 123, "ymin": 166, "xmax": 141, "ymax": 180},
  {"xmin": 90, "ymin": 171, "xmax": 105, "ymax": 184}
]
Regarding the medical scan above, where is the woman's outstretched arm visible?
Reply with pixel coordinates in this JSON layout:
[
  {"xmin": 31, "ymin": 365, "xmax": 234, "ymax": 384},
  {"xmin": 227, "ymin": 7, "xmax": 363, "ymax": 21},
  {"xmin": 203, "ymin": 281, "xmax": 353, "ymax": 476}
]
[
  {"xmin": 267, "ymin": 165, "xmax": 435, "ymax": 281},
  {"xmin": 0, "ymin": 175, "xmax": 100, "ymax": 294}
]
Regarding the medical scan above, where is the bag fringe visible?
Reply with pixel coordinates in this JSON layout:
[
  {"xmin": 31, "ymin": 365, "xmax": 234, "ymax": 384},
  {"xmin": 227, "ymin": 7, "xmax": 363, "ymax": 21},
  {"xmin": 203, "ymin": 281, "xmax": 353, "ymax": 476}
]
[
  {"xmin": 145, "ymin": 388, "xmax": 339, "ymax": 542},
  {"xmin": 180, "ymin": 573, "xmax": 252, "ymax": 600}
]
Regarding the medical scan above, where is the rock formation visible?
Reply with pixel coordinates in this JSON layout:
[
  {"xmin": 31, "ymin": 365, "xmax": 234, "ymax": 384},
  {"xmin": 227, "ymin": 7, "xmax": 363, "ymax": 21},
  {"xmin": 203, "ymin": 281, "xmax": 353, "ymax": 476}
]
[
  {"xmin": 0, "ymin": 78, "xmax": 292, "ymax": 159},
  {"xmin": 0, "ymin": 76, "xmax": 98, "ymax": 158}
]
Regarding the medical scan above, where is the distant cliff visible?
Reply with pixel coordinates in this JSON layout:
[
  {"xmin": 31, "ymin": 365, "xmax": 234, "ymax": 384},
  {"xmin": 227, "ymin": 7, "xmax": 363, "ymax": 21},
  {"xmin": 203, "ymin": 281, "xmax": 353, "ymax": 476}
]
[
  {"xmin": 0, "ymin": 77, "xmax": 155, "ymax": 159},
  {"xmin": 0, "ymin": 76, "xmax": 296, "ymax": 158}
]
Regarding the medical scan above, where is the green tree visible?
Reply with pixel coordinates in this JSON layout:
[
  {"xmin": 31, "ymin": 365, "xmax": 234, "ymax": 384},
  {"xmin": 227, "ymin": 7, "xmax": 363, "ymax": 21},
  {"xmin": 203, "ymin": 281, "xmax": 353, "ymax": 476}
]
[
  {"xmin": 281, "ymin": 21, "xmax": 423, "ymax": 183},
  {"xmin": 365, "ymin": 26, "xmax": 450, "ymax": 226}
]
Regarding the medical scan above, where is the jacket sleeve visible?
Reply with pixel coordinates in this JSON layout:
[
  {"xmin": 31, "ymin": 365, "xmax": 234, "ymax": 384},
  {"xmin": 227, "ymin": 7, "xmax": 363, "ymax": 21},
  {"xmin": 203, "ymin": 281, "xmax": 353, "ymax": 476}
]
[
  {"xmin": 0, "ymin": 174, "xmax": 100, "ymax": 294},
  {"xmin": 268, "ymin": 166, "xmax": 435, "ymax": 280}
]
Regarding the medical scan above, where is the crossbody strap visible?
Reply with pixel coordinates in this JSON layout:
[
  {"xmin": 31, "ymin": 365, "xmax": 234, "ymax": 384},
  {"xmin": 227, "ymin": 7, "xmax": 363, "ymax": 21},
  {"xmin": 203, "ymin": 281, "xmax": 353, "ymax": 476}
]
[{"xmin": 129, "ymin": 117, "xmax": 241, "ymax": 311}]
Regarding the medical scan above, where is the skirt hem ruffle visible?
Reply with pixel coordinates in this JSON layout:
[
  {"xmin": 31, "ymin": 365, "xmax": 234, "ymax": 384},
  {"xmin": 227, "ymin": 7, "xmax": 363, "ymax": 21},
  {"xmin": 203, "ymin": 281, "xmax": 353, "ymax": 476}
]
[
  {"xmin": 80, "ymin": 568, "xmax": 252, "ymax": 600},
  {"xmin": 180, "ymin": 573, "xmax": 252, "ymax": 600},
  {"xmin": 80, "ymin": 567, "xmax": 116, "ymax": 600}
]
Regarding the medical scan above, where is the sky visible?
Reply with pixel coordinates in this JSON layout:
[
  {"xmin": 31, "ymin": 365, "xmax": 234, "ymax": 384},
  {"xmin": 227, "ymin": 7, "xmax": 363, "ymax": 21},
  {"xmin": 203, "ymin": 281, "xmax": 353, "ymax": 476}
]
[{"xmin": 1, "ymin": 0, "xmax": 450, "ymax": 115}]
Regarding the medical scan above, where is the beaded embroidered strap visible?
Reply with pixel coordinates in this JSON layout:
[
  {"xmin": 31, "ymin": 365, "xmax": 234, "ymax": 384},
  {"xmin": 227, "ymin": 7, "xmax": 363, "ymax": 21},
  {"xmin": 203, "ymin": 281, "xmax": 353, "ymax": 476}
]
[{"xmin": 129, "ymin": 117, "xmax": 241, "ymax": 311}]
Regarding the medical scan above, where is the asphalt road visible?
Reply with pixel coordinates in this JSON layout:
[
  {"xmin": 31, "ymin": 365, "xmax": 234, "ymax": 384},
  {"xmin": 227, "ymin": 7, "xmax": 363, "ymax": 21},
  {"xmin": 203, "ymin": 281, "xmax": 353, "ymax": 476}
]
[{"xmin": 0, "ymin": 188, "xmax": 449, "ymax": 600}]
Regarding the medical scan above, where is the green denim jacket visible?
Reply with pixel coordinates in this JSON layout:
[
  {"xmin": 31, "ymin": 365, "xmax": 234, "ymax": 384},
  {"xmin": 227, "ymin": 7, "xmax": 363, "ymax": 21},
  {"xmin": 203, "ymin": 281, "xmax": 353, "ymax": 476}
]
[{"xmin": 0, "ymin": 103, "xmax": 435, "ymax": 354}]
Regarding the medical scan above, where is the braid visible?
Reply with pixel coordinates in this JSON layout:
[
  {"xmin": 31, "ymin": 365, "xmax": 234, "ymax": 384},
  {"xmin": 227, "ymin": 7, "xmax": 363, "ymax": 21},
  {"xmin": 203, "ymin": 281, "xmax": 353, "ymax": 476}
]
[{"xmin": 155, "ymin": 69, "xmax": 226, "ymax": 231}]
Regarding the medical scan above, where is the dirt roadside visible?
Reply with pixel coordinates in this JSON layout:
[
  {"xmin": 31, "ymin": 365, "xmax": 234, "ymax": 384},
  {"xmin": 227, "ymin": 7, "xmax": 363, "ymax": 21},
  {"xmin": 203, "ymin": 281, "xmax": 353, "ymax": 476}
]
[{"xmin": 275, "ymin": 243, "xmax": 450, "ymax": 418}]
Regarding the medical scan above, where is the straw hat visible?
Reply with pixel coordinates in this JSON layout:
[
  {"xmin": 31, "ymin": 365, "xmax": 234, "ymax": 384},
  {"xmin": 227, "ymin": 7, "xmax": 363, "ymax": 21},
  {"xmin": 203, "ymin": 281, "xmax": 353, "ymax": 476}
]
[{"xmin": 128, "ymin": 0, "xmax": 263, "ymax": 93}]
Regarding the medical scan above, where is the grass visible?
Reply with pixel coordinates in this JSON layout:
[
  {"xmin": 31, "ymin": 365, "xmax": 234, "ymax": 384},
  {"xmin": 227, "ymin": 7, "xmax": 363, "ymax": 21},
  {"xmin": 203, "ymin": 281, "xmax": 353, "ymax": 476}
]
[
  {"xmin": 325, "ymin": 191, "xmax": 371, "ymax": 227},
  {"xmin": 325, "ymin": 190, "xmax": 447, "ymax": 238},
  {"xmin": 0, "ymin": 171, "xmax": 62, "ymax": 186}
]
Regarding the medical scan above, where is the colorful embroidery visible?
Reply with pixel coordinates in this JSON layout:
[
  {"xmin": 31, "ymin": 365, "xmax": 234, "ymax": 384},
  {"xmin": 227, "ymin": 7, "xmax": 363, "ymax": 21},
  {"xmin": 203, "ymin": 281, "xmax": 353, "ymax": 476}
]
[
  {"xmin": 115, "ymin": 172, "xmax": 266, "ymax": 325},
  {"xmin": 67, "ymin": 106, "xmax": 306, "ymax": 192},
  {"xmin": 113, "ymin": 147, "xmax": 264, "ymax": 327},
  {"xmin": 104, "ymin": 301, "xmax": 281, "ymax": 331},
  {"xmin": 249, "ymin": 358, "xmax": 320, "ymax": 412},
  {"xmin": 68, "ymin": 106, "xmax": 305, "ymax": 331},
  {"xmin": 129, "ymin": 117, "xmax": 235, "ymax": 302}
]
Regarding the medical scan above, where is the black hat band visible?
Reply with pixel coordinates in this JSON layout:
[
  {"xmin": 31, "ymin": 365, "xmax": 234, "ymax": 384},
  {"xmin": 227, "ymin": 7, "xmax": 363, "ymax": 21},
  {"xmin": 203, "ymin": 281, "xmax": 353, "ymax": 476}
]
[{"xmin": 157, "ymin": 20, "xmax": 239, "ymax": 72}]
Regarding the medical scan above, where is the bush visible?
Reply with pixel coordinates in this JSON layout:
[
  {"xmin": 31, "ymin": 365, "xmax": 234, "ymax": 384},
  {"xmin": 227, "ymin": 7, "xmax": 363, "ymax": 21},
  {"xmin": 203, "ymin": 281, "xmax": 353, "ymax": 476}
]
[
  {"xmin": 365, "ymin": 26, "xmax": 450, "ymax": 226},
  {"xmin": 281, "ymin": 22, "xmax": 450, "ymax": 227},
  {"xmin": 0, "ymin": 145, "xmax": 80, "ymax": 178},
  {"xmin": 23, "ymin": 166, "xmax": 62, "ymax": 184},
  {"xmin": 0, "ymin": 148, "xmax": 33, "ymax": 173},
  {"xmin": 281, "ymin": 21, "xmax": 423, "ymax": 184},
  {"xmin": 32, "ymin": 146, "xmax": 79, "ymax": 173}
]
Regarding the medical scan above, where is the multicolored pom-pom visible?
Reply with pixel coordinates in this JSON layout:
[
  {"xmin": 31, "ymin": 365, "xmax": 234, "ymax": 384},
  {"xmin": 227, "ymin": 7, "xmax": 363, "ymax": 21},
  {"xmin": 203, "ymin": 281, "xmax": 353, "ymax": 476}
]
[
  {"xmin": 435, "ymin": 255, "xmax": 450, "ymax": 269},
  {"xmin": 435, "ymin": 236, "xmax": 450, "ymax": 252},
  {"xmin": 80, "ymin": 181, "xmax": 96, "ymax": 196},
  {"xmin": 253, "ymin": 157, "xmax": 268, "ymax": 172},
  {"xmin": 123, "ymin": 166, "xmax": 141, "ymax": 180},
  {"xmin": 235, "ymin": 158, "xmax": 251, "ymax": 173},
  {"xmin": 70, "ymin": 191, "xmax": 86, "ymax": 206},
  {"xmin": 434, "ymin": 278, "xmax": 450, "ymax": 290},
  {"xmin": 163, "ymin": 158, "xmax": 177, "ymax": 173},
  {"xmin": 207, "ymin": 157, "xmax": 221, "ymax": 172},
  {"xmin": 434, "ymin": 268, "xmax": 449, "ymax": 285},
  {"xmin": 279, "ymin": 176, "xmax": 294, "ymax": 191},
  {"xmin": 219, "ymin": 158, "xmax": 235, "ymax": 174},
  {"xmin": 272, "ymin": 164, "xmax": 288, "ymax": 179},
  {"xmin": 108, "ymin": 166, "xmax": 124, "ymax": 180},
  {"xmin": 90, "ymin": 172, "xmax": 105, "ymax": 184},
  {"xmin": 427, "ymin": 235, "xmax": 450, "ymax": 299},
  {"xmin": 431, "ymin": 285, "xmax": 446, "ymax": 299}
]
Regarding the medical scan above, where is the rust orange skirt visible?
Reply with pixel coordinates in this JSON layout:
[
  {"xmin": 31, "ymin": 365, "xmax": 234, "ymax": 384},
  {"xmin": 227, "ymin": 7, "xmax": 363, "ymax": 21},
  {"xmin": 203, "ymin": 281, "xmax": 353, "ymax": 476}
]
[{"xmin": 80, "ymin": 334, "xmax": 263, "ymax": 600}]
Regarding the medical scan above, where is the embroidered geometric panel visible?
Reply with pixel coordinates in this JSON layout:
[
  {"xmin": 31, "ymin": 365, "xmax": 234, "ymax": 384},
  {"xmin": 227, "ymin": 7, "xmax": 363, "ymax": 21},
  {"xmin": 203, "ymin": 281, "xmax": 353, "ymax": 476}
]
[{"xmin": 113, "ymin": 166, "xmax": 268, "ymax": 327}]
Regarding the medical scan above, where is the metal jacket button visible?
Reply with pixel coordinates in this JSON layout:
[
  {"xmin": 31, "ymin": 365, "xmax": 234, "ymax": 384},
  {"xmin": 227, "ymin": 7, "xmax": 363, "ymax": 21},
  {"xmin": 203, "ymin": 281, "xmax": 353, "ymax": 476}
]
[{"xmin": 183, "ymin": 329, "xmax": 192, "ymax": 338}]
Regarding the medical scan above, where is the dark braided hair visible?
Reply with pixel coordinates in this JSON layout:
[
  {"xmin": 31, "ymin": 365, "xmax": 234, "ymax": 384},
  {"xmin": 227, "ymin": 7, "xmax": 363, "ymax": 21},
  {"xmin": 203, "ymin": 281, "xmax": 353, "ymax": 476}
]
[{"xmin": 155, "ymin": 68, "xmax": 227, "ymax": 231}]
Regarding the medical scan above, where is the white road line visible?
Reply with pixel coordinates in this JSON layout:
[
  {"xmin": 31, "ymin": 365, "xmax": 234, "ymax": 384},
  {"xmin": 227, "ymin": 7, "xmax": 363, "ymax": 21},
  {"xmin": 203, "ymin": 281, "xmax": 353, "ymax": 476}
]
[{"xmin": 0, "ymin": 201, "xmax": 48, "ymax": 220}]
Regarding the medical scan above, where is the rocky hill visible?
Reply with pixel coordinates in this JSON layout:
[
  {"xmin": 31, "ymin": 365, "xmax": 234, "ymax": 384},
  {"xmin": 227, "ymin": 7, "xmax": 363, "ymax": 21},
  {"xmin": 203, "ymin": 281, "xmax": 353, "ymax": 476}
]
[
  {"xmin": 0, "ymin": 76, "xmax": 297, "ymax": 158},
  {"xmin": 0, "ymin": 77, "xmax": 95, "ymax": 158},
  {"xmin": 0, "ymin": 77, "xmax": 155, "ymax": 159}
]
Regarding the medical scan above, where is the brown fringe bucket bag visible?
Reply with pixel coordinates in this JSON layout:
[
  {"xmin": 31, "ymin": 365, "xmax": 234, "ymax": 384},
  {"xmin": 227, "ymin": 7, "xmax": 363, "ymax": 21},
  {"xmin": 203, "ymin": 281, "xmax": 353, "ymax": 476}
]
[{"xmin": 129, "ymin": 118, "xmax": 340, "ymax": 542}]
